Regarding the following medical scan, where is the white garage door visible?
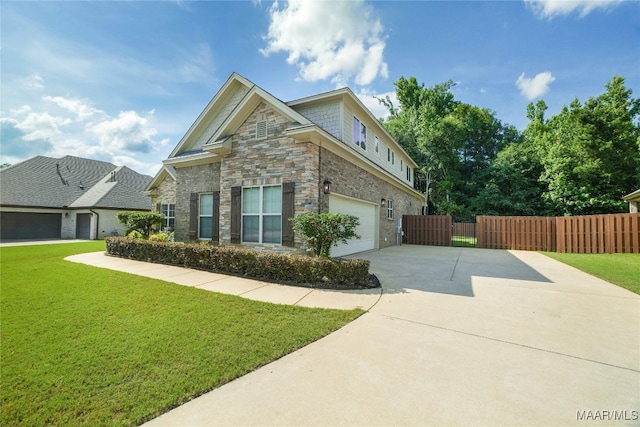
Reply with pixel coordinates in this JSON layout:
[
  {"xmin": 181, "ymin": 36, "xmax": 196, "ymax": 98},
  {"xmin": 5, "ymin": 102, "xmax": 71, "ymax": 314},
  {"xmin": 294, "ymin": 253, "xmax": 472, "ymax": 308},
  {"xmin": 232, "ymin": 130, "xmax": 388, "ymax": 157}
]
[{"xmin": 329, "ymin": 195, "xmax": 377, "ymax": 257}]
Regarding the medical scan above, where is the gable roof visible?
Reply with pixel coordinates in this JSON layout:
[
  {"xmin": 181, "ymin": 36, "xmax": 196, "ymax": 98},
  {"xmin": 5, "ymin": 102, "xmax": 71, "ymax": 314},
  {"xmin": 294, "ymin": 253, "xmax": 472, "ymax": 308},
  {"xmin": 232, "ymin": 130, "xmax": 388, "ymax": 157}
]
[
  {"xmin": 167, "ymin": 73, "xmax": 312, "ymax": 161},
  {"xmin": 0, "ymin": 155, "xmax": 152, "ymax": 210},
  {"xmin": 144, "ymin": 165, "xmax": 176, "ymax": 194}
]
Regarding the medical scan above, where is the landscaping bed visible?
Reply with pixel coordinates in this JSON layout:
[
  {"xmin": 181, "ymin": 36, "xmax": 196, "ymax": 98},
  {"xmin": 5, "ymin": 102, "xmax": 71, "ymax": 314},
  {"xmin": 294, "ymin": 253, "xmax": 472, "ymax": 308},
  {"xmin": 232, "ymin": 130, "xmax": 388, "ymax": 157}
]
[{"xmin": 105, "ymin": 237, "xmax": 377, "ymax": 289}]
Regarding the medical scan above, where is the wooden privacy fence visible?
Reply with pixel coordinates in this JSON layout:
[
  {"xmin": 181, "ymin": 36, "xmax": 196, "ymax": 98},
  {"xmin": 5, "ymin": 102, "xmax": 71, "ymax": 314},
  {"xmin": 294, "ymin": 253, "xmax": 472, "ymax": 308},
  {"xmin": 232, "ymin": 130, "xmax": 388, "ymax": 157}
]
[
  {"xmin": 476, "ymin": 213, "xmax": 640, "ymax": 253},
  {"xmin": 404, "ymin": 213, "xmax": 640, "ymax": 253},
  {"xmin": 403, "ymin": 215, "xmax": 451, "ymax": 246}
]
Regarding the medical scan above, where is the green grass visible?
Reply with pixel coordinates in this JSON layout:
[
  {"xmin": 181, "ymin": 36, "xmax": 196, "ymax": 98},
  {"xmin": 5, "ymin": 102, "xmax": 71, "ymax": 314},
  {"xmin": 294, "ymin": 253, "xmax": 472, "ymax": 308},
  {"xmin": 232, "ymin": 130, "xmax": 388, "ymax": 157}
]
[
  {"xmin": 452, "ymin": 236, "xmax": 477, "ymax": 247},
  {"xmin": 542, "ymin": 252, "xmax": 640, "ymax": 295},
  {"xmin": 0, "ymin": 242, "xmax": 363, "ymax": 426}
]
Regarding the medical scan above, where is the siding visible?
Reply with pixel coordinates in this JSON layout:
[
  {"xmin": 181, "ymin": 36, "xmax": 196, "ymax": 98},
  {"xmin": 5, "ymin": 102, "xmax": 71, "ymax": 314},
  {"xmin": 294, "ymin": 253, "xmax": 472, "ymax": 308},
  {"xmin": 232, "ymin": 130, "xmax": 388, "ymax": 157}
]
[
  {"xmin": 192, "ymin": 86, "xmax": 250, "ymax": 149},
  {"xmin": 295, "ymin": 101, "xmax": 342, "ymax": 140}
]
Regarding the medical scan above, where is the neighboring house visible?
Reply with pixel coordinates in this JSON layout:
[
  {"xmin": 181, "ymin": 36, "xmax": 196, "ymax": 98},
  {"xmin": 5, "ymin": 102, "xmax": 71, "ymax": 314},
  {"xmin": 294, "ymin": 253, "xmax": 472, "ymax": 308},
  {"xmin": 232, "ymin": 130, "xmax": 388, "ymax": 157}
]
[
  {"xmin": 623, "ymin": 189, "xmax": 640, "ymax": 213},
  {"xmin": 152, "ymin": 72, "xmax": 423, "ymax": 257},
  {"xmin": 0, "ymin": 155, "xmax": 152, "ymax": 241}
]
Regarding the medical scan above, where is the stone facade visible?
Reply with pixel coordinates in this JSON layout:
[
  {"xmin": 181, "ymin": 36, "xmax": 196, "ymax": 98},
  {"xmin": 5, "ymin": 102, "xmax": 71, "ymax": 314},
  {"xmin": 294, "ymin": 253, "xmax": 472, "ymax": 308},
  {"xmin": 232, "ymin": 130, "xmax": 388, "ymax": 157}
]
[
  {"xmin": 174, "ymin": 163, "xmax": 221, "ymax": 241},
  {"xmin": 150, "ymin": 175, "xmax": 176, "ymax": 209},
  {"xmin": 319, "ymin": 148, "xmax": 422, "ymax": 249},
  {"xmin": 219, "ymin": 102, "xmax": 320, "ymax": 247}
]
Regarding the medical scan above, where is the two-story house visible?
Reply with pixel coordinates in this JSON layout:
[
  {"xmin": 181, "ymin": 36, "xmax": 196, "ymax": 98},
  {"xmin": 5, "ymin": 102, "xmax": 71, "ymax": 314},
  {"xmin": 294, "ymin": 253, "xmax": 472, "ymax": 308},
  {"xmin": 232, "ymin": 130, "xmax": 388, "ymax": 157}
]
[{"xmin": 145, "ymin": 73, "xmax": 423, "ymax": 256}]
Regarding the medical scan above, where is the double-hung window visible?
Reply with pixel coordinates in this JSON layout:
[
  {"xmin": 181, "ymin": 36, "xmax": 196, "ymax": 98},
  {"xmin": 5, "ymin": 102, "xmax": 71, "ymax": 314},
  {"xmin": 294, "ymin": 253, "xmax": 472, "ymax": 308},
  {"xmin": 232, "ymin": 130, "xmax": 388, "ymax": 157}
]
[
  {"xmin": 387, "ymin": 199, "xmax": 394, "ymax": 219},
  {"xmin": 242, "ymin": 185, "xmax": 282, "ymax": 244},
  {"xmin": 199, "ymin": 194, "xmax": 213, "ymax": 239},
  {"xmin": 375, "ymin": 136, "xmax": 379, "ymax": 153},
  {"xmin": 160, "ymin": 203, "xmax": 175, "ymax": 230},
  {"xmin": 353, "ymin": 117, "xmax": 366, "ymax": 150},
  {"xmin": 406, "ymin": 166, "xmax": 412, "ymax": 182}
]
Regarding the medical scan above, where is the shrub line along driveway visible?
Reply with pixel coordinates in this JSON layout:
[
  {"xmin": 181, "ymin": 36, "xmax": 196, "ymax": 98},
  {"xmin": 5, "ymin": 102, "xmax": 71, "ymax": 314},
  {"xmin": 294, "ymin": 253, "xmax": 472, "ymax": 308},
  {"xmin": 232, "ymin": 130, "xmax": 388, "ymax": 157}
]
[{"xmin": 72, "ymin": 245, "xmax": 639, "ymax": 426}]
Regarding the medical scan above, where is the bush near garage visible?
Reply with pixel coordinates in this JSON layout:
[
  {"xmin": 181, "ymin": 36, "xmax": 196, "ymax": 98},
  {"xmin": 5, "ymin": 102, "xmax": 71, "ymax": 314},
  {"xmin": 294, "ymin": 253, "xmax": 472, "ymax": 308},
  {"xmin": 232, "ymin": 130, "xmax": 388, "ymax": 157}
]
[{"xmin": 105, "ymin": 237, "xmax": 373, "ymax": 289}]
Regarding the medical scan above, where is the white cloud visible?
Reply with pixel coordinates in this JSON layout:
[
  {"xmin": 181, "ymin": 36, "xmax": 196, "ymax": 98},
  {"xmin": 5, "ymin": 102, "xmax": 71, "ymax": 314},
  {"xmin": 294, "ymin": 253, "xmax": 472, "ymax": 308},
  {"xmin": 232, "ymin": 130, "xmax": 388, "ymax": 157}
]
[
  {"xmin": 261, "ymin": 0, "xmax": 388, "ymax": 87},
  {"xmin": 14, "ymin": 111, "xmax": 72, "ymax": 141},
  {"xmin": 1, "ymin": 94, "xmax": 168, "ymax": 174},
  {"xmin": 525, "ymin": 0, "xmax": 623, "ymax": 18},
  {"xmin": 356, "ymin": 89, "xmax": 396, "ymax": 120},
  {"xmin": 24, "ymin": 73, "xmax": 45, "ymax": 89},
  {"xmin": 88, "ymin": 110, "xmax": 167, "ymax": 154},
  {"xmin": 43, "ymin": 96, "xmax": 102, "ymax": 122},
  {"xmin": 516, "ymin": 71, "xmax": 556, "ymax": 100}
]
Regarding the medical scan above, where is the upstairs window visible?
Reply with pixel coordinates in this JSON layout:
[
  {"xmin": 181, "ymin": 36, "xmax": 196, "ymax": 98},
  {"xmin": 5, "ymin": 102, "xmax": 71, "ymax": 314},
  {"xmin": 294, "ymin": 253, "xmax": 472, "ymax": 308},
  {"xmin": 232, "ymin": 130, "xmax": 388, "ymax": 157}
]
[
  {"xmin": 406, "ymin": 166, "xmax": 412, "ymax": 182},
  {"xmin": 353, "ymin": 117, "xmax": 366, "ymax": 150},
  {"xmin": 375, "ymin": 136, "xmax": 379, "ymax": 153}
]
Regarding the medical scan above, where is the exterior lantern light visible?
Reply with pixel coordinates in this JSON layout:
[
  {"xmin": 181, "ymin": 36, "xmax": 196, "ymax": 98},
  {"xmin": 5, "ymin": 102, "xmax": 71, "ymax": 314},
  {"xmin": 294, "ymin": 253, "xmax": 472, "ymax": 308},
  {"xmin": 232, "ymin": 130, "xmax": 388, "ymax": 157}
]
[
  {"xmin": 381, "ymin": 198, "xmax": 386, "ymax": 207},
  {"xmin": 323, "ymin": 179, "xmax": 332, "ymax": 195}
]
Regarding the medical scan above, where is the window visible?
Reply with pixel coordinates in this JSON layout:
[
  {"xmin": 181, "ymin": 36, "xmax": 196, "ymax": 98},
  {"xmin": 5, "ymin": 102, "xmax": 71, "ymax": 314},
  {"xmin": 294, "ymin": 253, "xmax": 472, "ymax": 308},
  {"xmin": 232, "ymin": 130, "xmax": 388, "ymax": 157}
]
[
  {"xmin": 256, "ymin": 120, "xmax": 267, "ymax": 139},
  {"xmin": 160, "ymin": 203, "xmax": 175, "ymax": 230},
  {"xmin": 392, "ymin": 151, "xmax": 395, "ymax": 165},
  {"xmin": 387, "ymin": 148, "xmax": 391, "ymax": 162},
  {"xmin": 353, "ymin": 117, "xmax": 366, "ymax": 150},
  {"xmin": 242, "ymin": 185, "xmax": 282, "ymax": 244},
  {"xmin": 387, "ymin": 199, "xmax": 394, "ymax": 219},
  {"xmin": 199, "ymin": 194, "xmax": 213, "ymax": 239},
  {"xmin": 406, "ymin": 166, "xmax": 412, "ymax": 182},
  {"xmin": 375, "ymin": 136, "xmax": 379, "ymax": 153},
  {"xmin": 401, "ymin": 159, "xmax": 403, "ymax": 171}
]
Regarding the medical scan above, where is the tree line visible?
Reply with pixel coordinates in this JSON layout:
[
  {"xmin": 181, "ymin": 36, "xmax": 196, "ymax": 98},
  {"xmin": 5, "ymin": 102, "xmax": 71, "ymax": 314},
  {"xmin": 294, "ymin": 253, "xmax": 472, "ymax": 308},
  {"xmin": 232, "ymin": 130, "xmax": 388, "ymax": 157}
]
[{"xmin": 380, "ymin": 75, "xmax": 640, "ymax": 216}]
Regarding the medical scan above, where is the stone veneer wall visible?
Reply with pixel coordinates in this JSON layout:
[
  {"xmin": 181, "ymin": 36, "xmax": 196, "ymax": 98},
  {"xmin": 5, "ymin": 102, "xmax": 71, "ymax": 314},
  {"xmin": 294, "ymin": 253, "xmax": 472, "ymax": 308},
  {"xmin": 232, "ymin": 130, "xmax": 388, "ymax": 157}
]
[
  {"xmin": 319, "ymin": 148, "xmax": 422, "ymax": 249},
  {"xmin": 174, "ymin": 163, "xmax": 221, "ymax": 242},
  {"xmin": 218, "ymin": 102, "xmax": 320, "ymax": 250},
  {"xmin": 150, "ymin": 175, "xmax": 177, "ymax": 209}
]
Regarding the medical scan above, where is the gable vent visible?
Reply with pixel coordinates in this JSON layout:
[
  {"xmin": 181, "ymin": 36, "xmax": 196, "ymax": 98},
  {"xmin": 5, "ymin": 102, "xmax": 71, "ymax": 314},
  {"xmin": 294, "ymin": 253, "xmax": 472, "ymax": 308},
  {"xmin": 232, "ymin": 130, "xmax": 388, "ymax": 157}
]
[{"xmin": 256, "ymin": 120, "xmax": 267, "ymax": 139}]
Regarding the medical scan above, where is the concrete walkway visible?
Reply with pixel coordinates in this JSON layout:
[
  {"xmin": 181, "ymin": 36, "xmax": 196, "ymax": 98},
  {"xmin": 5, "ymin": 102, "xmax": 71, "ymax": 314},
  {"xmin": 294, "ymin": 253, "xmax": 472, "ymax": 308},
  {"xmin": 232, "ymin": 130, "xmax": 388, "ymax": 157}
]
[
  {"xmin": 134, "ymin": 245, "xmax": 639, "ymax": 426},
  {"xmin": 66, "ymin": 252, "xmax": 382, "ymax": 311}
]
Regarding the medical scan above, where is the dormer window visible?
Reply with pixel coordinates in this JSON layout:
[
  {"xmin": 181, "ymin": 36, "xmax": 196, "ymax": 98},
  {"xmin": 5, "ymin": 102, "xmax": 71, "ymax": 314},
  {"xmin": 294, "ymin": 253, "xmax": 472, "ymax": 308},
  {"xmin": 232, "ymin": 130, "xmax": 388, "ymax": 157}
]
[{"xmin": 256, "ymin": 120, "xmax": 267, "ymax": 139}]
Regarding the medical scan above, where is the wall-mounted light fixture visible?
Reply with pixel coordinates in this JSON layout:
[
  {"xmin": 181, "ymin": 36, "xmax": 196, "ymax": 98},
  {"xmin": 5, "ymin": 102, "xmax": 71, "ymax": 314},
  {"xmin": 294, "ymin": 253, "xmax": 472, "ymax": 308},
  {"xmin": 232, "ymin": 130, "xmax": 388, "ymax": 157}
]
[
  {"xmin": 323, "ymin": 179, "xmax": 332, "ymax": 195},
  {"xmin": 64, "ymin": 212, "xmax": 69, "ymax": 218},
  {"xmin": 381, "ymin": 198, "xmax": 386, "ymax": 207}
]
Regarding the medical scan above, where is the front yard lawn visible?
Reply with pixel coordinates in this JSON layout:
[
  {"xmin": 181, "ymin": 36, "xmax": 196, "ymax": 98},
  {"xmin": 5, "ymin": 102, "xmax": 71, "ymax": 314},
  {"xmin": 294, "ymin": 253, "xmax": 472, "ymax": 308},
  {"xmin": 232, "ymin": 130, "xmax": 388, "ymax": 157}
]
[
  {"xmin": 0, "ymin": 242, "xmax": 363, "ymax": 426},
  {"xmin": 542, "ymin": 252, "xmax": 640, "ymax": 295}
]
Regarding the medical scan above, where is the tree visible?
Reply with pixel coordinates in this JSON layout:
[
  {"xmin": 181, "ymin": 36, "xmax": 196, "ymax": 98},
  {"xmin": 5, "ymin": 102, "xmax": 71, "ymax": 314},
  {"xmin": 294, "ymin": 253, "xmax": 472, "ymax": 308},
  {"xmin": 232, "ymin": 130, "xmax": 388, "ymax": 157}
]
[
  {"xmin": 116, "ymin": 211, "xmax": 165, "ymax": 239},
  {"xmin": 381, "ymin": 76, "xmax": 515, "ymax": 215},
  {"xmin": 290, "ymin": 213, "xmax": 360, "ymax": 258},
  {"xmin": 539, "ymin": 76, "xmax": 640, "ymax": 215}
]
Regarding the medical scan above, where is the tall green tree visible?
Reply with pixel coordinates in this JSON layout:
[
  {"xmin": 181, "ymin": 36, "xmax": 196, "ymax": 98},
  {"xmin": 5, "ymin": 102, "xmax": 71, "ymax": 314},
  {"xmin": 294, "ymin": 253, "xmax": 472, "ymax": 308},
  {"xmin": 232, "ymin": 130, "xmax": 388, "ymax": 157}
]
[
  {"xmin": 381, "ymin": 76, "xmax": 514, "ymax": 215},
  {"xmin": 539, "ymin": 76, "xmax": 640, "ymax": 215}
]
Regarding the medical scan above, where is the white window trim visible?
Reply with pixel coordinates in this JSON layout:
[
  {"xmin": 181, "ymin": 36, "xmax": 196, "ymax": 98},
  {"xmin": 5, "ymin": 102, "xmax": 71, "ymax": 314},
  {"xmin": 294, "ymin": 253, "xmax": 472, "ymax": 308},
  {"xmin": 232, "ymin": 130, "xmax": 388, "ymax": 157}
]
[
  {"xmin": 353, "ymin": 117, "xmax": 366, "ymax": 150},
  {"xmin": 387, "ymin": 199, "xmax": 394, "ymax": 219},
  {"xmin": 161, "ymin": 203, "xmax": 175, "ymax": 230},
  {"xmin": 241, "ymin": 185, "xmax": 282, "ymax": 244},
  {"xmin": 198, "ymin": 193, "xmax": 213, "ymax": 240}
]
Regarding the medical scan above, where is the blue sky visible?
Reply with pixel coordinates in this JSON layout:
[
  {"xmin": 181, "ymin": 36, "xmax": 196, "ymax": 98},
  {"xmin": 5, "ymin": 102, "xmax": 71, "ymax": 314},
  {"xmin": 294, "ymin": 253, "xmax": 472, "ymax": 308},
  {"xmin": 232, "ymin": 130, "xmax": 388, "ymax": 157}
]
[{"xmin": 1, "ymin": 0, "xmax": 638, "ymax": 176}]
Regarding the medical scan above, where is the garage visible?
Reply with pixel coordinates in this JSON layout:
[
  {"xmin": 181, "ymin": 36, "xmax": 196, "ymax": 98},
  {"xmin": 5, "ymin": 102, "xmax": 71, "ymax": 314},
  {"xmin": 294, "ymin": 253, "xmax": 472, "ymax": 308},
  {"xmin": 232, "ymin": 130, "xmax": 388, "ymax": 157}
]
[
  {"xmin": 76, "ymin": 213, "xmax": 92, "ymax": 239},
  {"xmin": 329, "ymin": 194, "xmax": 377, "ymax": 257},
  {"xmin": 0, "ymin": 212, "xmax": 62, "ymax": 241}
]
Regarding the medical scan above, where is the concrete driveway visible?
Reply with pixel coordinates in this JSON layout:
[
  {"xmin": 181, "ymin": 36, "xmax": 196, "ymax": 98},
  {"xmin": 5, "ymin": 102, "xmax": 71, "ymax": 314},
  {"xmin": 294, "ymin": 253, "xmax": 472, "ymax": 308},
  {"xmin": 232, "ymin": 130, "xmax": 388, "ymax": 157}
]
[{"xmin": 145, "ymin": 245, "xmax": 640, "ymax": 426}]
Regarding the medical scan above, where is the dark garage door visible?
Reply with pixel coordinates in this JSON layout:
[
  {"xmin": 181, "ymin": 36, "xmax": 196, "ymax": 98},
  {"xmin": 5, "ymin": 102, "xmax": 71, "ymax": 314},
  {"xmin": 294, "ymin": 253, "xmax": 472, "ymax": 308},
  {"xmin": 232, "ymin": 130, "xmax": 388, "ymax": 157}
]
[
  {"xmin": 76, "ymin": 213, "xmax": 91, "ymax": 239},
  {"xmin": 0, "ymin": 212, "xmax": 62, "ymax": 241}
]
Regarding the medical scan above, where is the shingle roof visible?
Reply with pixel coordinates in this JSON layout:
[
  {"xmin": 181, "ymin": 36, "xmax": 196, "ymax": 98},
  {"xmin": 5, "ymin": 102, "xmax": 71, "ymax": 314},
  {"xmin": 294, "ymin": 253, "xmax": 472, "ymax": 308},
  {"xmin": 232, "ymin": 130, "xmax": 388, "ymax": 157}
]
[{"xmin": 0, "ymin": 155, "xmax": 152, "ymax": 210}]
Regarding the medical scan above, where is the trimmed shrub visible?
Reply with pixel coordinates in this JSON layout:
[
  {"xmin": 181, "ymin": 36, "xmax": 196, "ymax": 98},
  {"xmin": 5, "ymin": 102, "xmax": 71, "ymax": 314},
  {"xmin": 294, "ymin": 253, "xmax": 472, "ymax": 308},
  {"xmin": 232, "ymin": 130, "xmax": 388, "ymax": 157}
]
[{"xmin": 105, "ymin": 237, "xmax": 373, "ymax": 289}]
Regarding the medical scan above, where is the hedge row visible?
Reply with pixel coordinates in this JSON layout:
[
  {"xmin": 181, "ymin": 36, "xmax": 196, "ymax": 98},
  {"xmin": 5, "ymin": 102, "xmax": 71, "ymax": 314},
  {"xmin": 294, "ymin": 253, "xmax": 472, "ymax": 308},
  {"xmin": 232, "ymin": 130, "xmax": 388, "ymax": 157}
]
[{"xmin": 104, "ymin": 237, "xmax": 373, "ymax": 289}]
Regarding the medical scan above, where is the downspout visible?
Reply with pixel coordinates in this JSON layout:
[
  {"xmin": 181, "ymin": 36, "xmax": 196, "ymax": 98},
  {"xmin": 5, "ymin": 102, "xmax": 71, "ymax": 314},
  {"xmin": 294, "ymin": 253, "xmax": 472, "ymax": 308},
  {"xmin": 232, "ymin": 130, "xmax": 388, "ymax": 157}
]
[{"xmin": 89, "ymin": 209, "xmax": 99, "ymax": 240}]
